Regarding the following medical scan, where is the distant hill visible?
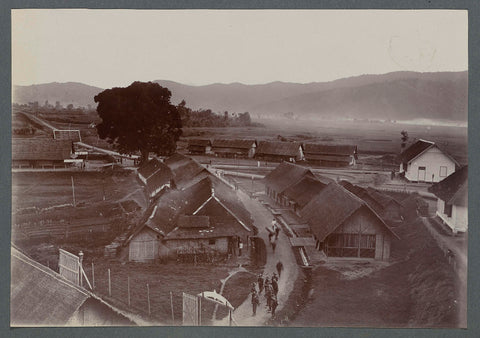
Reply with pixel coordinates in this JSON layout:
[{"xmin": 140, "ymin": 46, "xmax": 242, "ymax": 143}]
[{"xmin": 13, "ymin": 71, "xmax": 467, "ymax": 122}]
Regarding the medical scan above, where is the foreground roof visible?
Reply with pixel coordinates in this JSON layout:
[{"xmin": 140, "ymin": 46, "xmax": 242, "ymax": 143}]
[
  {"xmin": 137, "ymin": 158, "xmax": 165, "ymax": 180},
  {"xmin": 164, "ymin": 153, "xmax": 210, "ymax": 189},
  {"xmin": 11, "ymin": 245, "xmax": 89, "ymax": 326},
  {"xmin": 429, "ymin": 165, "xmax": 468, "ymax": 207},
  {"xmin": 264, "ymin": 162, "xmax": 314, "ymax": 194},
  {"xmin": 12, "ymin": 138, "xmax": 72, "ymax": 161},
  {"xmin": 256, "ymin": 141, "xmax": 301, "ymax": 157},
  {"xmin": 283, "ymin": 176, "xmax": 329, "ymax": 209}
]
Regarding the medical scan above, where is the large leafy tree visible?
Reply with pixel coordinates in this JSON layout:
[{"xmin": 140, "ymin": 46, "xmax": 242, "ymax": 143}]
[{"xmin": 95, "ymin": 81, "xmax": 182, "ymax": 164}]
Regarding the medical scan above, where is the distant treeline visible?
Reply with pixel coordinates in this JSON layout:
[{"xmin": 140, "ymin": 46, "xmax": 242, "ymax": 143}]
[{"xmin": 176, "ymin": 100, "xmax": 262, "ymax": 128}]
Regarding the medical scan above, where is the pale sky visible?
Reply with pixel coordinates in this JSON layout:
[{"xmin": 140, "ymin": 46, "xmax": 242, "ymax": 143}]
[{"xmin": 12, "ymin": 9, "xmax": 468, "ymax": 88}]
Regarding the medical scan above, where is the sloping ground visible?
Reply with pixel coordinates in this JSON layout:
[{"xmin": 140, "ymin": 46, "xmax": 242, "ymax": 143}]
[{"xmin": 287, "ymin": 217, "xmax": 459, "ymax": 327}]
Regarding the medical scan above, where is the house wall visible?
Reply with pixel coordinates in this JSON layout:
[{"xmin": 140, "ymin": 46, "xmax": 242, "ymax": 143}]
[
  {"xmin": 128, "ymin": 229, "xmax": 161, "ymax": 262},
  {"xmin": 165, "ymin": 237, "xmax": 229, "ymax": 254},
  {"xmin": 327, "ymin": 207, "xmax": 392, "ymax": 260},
  {"xmin": 138, "ymin": 173, "xmax": 147, "ymax": 185},
  {"xmin": 436, "ymin": 198, "xmax": 468, "ymax": 233},
  {"xmin": 405, "ymin": 147, "xmax": 456, "ymax": 183}
]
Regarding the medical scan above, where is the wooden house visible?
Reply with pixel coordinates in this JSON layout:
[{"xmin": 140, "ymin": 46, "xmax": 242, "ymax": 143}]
[
  {"xmin": 429, "ymin": 165, "xmax": 468, "ymax": 233},
  {"xmin": 282, "ymin": 176, "xmax": 330, "ymax": 214},
  {"xmin": 164, "ymin": 153, "xmax": 211, "ymax": 190},
  {"xmin": 124, "ymin": 176, "xmax": 252, "ymax": 262},
  {"xmin": 137, "ymin": 157, "xmax": 165, "ymax": 185},
  {"xmin": 211, "ymin": 139, "xmax": 257, "ymax": 158},
  {"xmin": 255, "ymin": 141, "xmax": 304, "ymax": 162},
  {"xmin": 145, "ymin": 164, "xmax": 174, "ymax": 200},
  {"xmin": 300, "ymin": 183, "xmax": 399, "ymax": 260},
  {"xmin": 399, "ymin": 139, "xmax": 458, "ymax": 183},
  {"xmin": 187, "ymin": 139, "xmax": 212, "ymax": 155},
  {"xmin": 12, "ymin": 138, "xmax": 74, "ymax": 168},
  {"xmin": 10, "ymin": 246, "xmax": 133, "ymax": 326},
  {"xmin": 264, "ymin": 162, "xmax": 315, "ymax": 206},
  {"xmin": 304, "ymin": 144, "xmax": 358, "ymax": 166}
]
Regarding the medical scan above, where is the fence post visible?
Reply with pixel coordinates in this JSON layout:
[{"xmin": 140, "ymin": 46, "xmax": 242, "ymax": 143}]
[
  {"xmin": 147, "ymin": 284, "xmax": 151, "ymax": 315},
  {"xmin": 170, "ymin": 291, "xmax": 175, "ymax": 323},
  {"xmin": 128, "ymin": 276, "xmax": 131, "ymax": 306},
  {"xmin": 92, "ymin": 262, "xmax": 95, "ymax": 289},
  {"xmin": 108, "ymin": 269, "xmax": 111, "ymax": 296}
]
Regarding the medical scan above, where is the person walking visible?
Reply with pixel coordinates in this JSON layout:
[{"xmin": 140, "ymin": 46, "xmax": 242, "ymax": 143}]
[
  {"xmin": 251, "ymin": 289, "xmax": 260, "ymax": 316},
  {"xmin": 257, "ymin": 274, "xmax": 264, "ymax": 294},
  {"xmin": 271, "ymin": 293, "xmax": 278, "ymax": 317},
  {"xmin": 276, "ymin": 261, "xmax": 283, "ymax": 278},
  {"xmin": 264, "ymin": 278, "xmax": 272, "ymax": 311},
  {"xmin": 271, "ymin": 276, "xmax": 278, "ymax": 296},
  {"xmin": 271, "ymin": 237, "xmax": 276, "ymax": 253}
]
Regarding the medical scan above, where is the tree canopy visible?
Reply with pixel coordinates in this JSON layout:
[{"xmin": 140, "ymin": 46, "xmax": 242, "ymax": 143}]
[{"xmin": 94, "ymin": 82, "xmax": 182, "ymax": 163}]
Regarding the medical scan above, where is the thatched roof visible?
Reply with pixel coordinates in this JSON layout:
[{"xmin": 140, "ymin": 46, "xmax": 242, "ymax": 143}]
[
  {"xmin": 11, "ymin": 246, "xmax": 89, "ymax": 326},
  {"xmin": 187, "ymin": 139, "xmax": 211, "ymax": 147},
  {"xmin": 304, "ymin": 144, "xmax": 357, "ymax": 156},
  {"xmin": 12, "ymin": 138, "xmax": 72, "ymax": 161},
  {"xmin": 145, "ymin": 164, "xmax": 173, "ymax": 196},
  {"xmin": 137, "ymin": 158, "xmax": 166, "ymax": 180},
  {"xmin": 164, "ymin": 153, "xmax": 210, "ymax": 189},
  {"xmin": 264, "ymin": 162, "xmax": 314, "ymax": 194},
  {"xmin": 178, "ymin": 215, "xmax": 210, "ymax": 228},
  {"xmin": 429, "ymin": 165, "xmax": 468, "ymax": 207},
  {"xmin": 212, "ymin": 139, "xmax": 256, "ymax": 149},
  {"xmin": 283, "ymin": 176, "xmax": 328, "ymax": 209},
  {"xmin": 366, "ymin": 187, "xmax": 403, "ymax": 209},
  {"xmin": 256, "ymin": 141, "xmax": 301, "ymax": 157},
  {"xmin": 300, "ymin": 183, "xmax": 399, "ymax": 241},
  {"xmin": 399, "ymin": 139, "xmax": 434, "ymax": 163}
]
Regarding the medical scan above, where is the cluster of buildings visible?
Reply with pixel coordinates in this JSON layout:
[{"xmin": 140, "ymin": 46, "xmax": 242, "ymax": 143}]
[
  {"xmin": 187, "ymin": 138, "xmax": 358, "ymax": 166},
  {"xmin": 124, "ymin": 153, "xmax": 253, "ymax": 262}
]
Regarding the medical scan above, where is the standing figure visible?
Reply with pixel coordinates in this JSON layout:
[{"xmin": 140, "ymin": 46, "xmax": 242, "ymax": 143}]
[
  {"xmin": 239, "ymin": 239, "xmax": 243, "ymax": 256},
  {"xmin": 271, "ymin": 236, "xmax": 276, "ymax": 253},
  {"xmin": 264, "ymin": 278, "xmax": 272, "ymax": 311},
  {"xmin": 275, "ymin": 225, "xmax": 281, "ymax": 240},
  {"xmin": 271, "ymin": 276, "xmax": 278, "ymax": 296},
  {"xmin": 276, "ymin": 261, "xmax": 283, "ymax": 278},
  {"xmin": 271, "ymin": 293, "xmax": 278, "ymax": 317},
  {"xmin": 251, "ymin": 289, "xmax": 260, "ymax": 315},
  {"xmin": 257, "ymin": 274, "xmax": 264, "ymax": 294}
]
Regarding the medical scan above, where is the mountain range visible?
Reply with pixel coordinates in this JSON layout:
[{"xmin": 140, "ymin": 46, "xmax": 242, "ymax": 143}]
[{"xmin": 13, "ymin": 71, "xmax": 468, "ymax": 122}]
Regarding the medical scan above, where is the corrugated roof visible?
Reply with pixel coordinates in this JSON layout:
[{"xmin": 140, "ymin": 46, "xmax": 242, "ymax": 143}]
[
  {"xmin": 283, "ymin": 176, "xmax": 328, "ymax": 209},
  {"xmin": 11, "ymin": 246, "xmax": 89, "ymax": 326},
  {"xmin": 399, "ymin": 139, "xmax": 434, "ymax": 163},
  {"xmin": 12, "ymin": 138, "xmax": 72, "ymax": 161},
  {"xmin": 264, "ymin": 162, "xmax": 314, "ymax": 194},
  {"xmin": 304, "ymin": 144, "xmax": 357, "ymax": 156},
  {"xmin": 256, "ymin": 141, "xmax": 301, "ymax": 157},
  {"xmin": 429, "ymin": 166, "xmax": 468, "ymax": 207},
  {"xmin": 212, "ymin": 139, "xmax": 256, "ymax": 149}
]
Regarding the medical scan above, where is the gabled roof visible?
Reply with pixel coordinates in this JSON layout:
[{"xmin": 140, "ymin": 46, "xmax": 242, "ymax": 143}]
[
  {"xmin": 399, "ymin": 139, "xmax": 438, "ymax": 163},
  {"xmin": 365, "ymin": 187, "xmax": 403, "ymax": 208},
  {"xmin": 145, "ymin": 164, "xmax": 173, "ymax": 196},
  {"xmin": 11, "ymin": 246, "xmax": 89, "ymax": 326},
  {"xmin": 137, "ymin": 158, "xmax": 165, "ymax": 180},
  {"xmin": 178, "ymin": 215, "xmax": 210, "ymax": 228},
  {"xmin": 12, "ymin": 138, "xmax": 72, "ymax": 161},
  {"xmin": 429, "ymin": 165, "xmax": 468, "ymax": 207},
  {"xmin": 256, "ymin": 141, "xmax": 302, "ymax": 157},
  {"xmin": 283, "ymin": 176, "xmax": 329, "ymax": 209},
  {"xmin": 300, "ymin": 183, "xmax": 399, "ymax": 242},
  {"xmin": 126, "ymin": 176, "xmax": 252, "ymax": 244},
  {"xmin": 188, "ymin": 139, "xmax": 212, "ymax": 147},
  {"xmin": 164, "ymin": 153, "xmax": 210, "ymax": 189},
  {"xmin": 53, "ymin": 129, "xmax": 81, "ymax": 142},
  {"xmin": 212, "ymin": 139, "xmax": 256, "ymax": 149},
  {"xmin": 304, "ymin": 144, "xmax": 357, "ymax": 156},
  {"xmin": 264, "ymin": 162, "xmax": 314, "ymax": 194},
  {"xmin": 339, "ymin": 181, "xmax": 401, "ymax": 214}
]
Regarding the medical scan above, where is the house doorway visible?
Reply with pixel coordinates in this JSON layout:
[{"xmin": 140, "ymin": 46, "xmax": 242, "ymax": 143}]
[{"xmin": 418, "ymin": 166, "xmax": 426, "ymax": 182}]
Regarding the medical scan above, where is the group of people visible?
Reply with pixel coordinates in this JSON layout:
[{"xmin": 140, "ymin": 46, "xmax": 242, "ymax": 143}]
[{"xmin": 251, "ymin": 261, "xmax": 284, "ymax": 317}]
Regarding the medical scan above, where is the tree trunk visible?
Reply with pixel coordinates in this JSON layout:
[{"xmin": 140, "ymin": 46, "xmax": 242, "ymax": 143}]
[{"xmin": 140, "ymin": 149, "xmax": 150, "ymax": 165}]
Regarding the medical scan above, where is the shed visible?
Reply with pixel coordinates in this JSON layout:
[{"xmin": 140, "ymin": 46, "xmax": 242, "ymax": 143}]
[
  {"xmin": 304, "ymin": 144, "xmax": 358, "ymax": 166},
  {"xmin": 255, "ymin": 141, "xmax": 304, "ymax": 162},
  {"xmin": 399, "ymin": 139, "xmax": 458, "ymax": 182},
  {"xmin": 12, "ymin": 138, "xmax": 74, "ymax": 168},
  {"xmin": 429, "ymin": 165, "xmax": 468, "ymax": 233},
  {"xmin": 11, "ymin": 246, "xmax": 133, "ymax": 326},
  {"xmin": 187, "ymin": 139, "xmax": 212, "ymax": 155},
  {"xmin": 211, "ymin": 139, "xmax": 257, "ymax": 158},
  {"xmin": 264, "ymin": 162, "xmax": 315, "ymax": 205},
  {"xmin": 300, "ymin": 183, "xmax": 399, "ymax": 260}
]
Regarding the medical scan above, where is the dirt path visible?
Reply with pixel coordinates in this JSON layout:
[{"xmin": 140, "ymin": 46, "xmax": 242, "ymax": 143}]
[{"xmin": 212, "ymin": 189, "xmax": 299, "ymax": 326}]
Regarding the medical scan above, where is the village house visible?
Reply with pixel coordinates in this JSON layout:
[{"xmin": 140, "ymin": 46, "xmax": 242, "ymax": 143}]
[
  {"xmin": 187, "ymin": 139, "xmax": 212, "ymax": 155},
  {"xmin": 282, "ymin": 176, "xmax": 330, "ymax": 214},
  {"xmin": 300, "ymin": 183, "xmax": 399, "ymax": 260},
  {"xmin": 264, "ymin": 162, "xmax": 315, "ymax": 206},
  {"xmin": 429, "ymin": 165, "xmax": 468, "ymax": 233},
  {"xmin": 303, "ymin": 143, "xmax": 358, "ymax": 166},
  {"xmin": 12, "ymin": 138, "xmax": 75, "ymax": 168},
  {"xmin": 211, "ymin": 139, "xmax": 257, "ymax": 158},
  {"xmin": 164, "ymin": 153, "xmax": 211, "ymax": 190},
  {"xmin": 124, "ymin": 176, "xmax": 252, "ymax": 262},
  {"xmin": 53, "ymin": 129, "xmax": 82, "ymax": 142},
  {"xmin": 255, "ymin": 141, "xmax": 304, "ymax": 162},
  {"xmin": 339, "ymin": 181, "xmax": 403, "ymax": 221},
  {"xmin": 137, "ymin": 157, "xmax": 165, "ymax": 185},
  {"xmin": 10, "ymin": 246, "xmax": 133, "ymax": 326},
  {"xmin": 399, "ymin": 139, "xmax": 458, "ymax": 183},
  {"xmin": 145, "ymin": 164, "xmax": 174, "ymax": 200}
]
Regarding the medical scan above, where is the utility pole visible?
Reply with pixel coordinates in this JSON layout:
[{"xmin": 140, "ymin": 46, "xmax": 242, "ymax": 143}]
[{"xmin": 71, "ymin": 176, "xmax": 76, "ymax": 207}]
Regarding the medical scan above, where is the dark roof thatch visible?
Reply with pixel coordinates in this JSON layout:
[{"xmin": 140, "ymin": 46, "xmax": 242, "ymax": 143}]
[
  {"xmin": 399, "ymin": 139, "xmax": 435, "ymax": 163},
  {"xmin": 11, "ymin": 246, "xmax": 89, "ymax": 326},
  {"xmin": 164, "ymin": 153, "xmax": 210, "ymax": 189},
  {"xmin": 145, "ymin": 163, "xmax": 173, "ymax": 196},
  {"xmin": 137, "ymin": 158, "xmax": 166, "ymax": 180},
  {"xmin": 283, "ymin": 176, "xmax": 328, "ymax": 209},
  {"xmin": 188, "ymin": 139, "xmax": 211, "ymax": 147},
  {"xmin": 300, "ymin": 183, "xmax": 399, "ymax": 241},
  {"xmin": 178, "ymin": 215, "xmax": 210, "ymax": 228},
  {"xmin": 429, "ymin": 166, "xmax": 468, "ymax": 207},
  {"xmin": 304, "ymin": 144, "xmax": 357, "ymax": 156},
  {"xmin": 264, "ymin": 162, "xmax": 314, "ymax": 194},
  {"xmin": 365, "ymin": 187, "xmax": 403, "ymax": 209},
  {"xmin": 12, "ymin": 138, "xmax": 72, "ymax": 161},
  {"xmin": 212, "ymin": 139, "xmax": 256, "ymax": 149},
  {"xmin": 256, "ymin": 141, "xmax": 301, "ymax": 157},
  {"xmin": 53, "ymin": 130, "xmax": 81, "ymax": 142}
]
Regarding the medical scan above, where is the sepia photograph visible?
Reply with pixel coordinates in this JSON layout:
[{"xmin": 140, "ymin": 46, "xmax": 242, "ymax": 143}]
[{"xmin": 10, "ymin": 9, "xmax": 468, "ymax": 328}]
